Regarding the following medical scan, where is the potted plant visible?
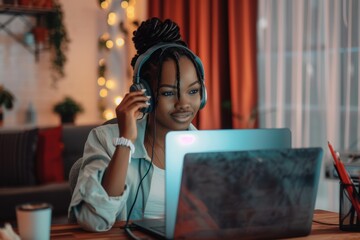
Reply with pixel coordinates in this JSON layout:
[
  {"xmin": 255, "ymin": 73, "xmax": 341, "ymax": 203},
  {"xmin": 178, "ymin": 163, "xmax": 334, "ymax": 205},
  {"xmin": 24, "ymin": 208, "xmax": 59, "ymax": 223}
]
[
  {"xmin": 0, "ymin": 85, "xmax": 15, "ymax": 126},
  {"xmin": 53, "ymin": 96, "xmax": 83, "ymax": 124}
]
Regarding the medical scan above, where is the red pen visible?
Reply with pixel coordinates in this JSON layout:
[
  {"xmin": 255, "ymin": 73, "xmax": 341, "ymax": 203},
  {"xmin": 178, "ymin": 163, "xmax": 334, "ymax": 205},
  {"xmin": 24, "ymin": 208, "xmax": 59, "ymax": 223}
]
[{"xmin": 328, "ymin": 141, "xmax": 360, "ymax": 220}]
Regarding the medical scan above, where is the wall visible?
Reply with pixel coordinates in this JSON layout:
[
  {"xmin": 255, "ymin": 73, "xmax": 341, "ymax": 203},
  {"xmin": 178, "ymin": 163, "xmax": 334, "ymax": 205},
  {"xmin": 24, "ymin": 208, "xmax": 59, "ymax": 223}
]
[
  {"xmin": 0, "ymin": 0, "xmax": 149, "ymax": 127},
  {"xmin": 0, "ymin": 0, "xmax": 102, "ymax": 127}
]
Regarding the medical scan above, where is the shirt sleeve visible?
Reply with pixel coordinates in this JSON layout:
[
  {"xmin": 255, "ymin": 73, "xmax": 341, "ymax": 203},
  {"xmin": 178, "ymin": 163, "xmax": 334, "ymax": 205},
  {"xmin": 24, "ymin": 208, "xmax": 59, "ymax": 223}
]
[{"xmin": 68, "ymin": 126, "xmax": 130, "ymax": 232}]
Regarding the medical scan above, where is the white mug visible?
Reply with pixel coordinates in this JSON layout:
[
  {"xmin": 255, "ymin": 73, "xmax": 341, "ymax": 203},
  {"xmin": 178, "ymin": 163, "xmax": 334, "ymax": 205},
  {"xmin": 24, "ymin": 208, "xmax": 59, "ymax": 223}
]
[{"xmin": 16, "ymin": 203, "xmax": 52, "ymax": 240}]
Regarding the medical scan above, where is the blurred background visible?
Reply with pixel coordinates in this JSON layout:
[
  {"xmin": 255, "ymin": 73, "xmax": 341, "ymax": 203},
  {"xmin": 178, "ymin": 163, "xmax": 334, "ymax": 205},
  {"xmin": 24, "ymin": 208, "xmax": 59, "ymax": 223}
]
[{"xmin": 1, "ymin": 0, "xmax": 359, "ymax": 215}]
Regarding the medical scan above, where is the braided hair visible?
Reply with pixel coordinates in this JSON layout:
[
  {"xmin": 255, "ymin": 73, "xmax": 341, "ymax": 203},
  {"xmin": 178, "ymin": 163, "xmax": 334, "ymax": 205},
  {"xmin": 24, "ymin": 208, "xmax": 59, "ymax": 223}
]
[
  {"xmin": 131, "ymin": 18, "xmax": 186, "ymax": 68},
  {"xmin": 131, "ymin": 17, "xmax": 203, "ymax": 102}
]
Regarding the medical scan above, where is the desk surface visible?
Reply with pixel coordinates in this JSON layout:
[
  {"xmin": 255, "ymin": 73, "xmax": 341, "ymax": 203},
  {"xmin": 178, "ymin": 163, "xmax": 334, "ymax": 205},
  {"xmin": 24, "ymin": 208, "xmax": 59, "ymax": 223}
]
[{"xmin": 49, "ymin": 210, "xmax": 358, "ymax": 239}]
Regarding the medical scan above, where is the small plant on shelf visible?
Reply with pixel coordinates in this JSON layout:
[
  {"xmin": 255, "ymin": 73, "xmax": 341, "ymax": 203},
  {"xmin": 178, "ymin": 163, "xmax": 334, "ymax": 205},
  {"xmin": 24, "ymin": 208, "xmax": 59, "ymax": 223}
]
[
  {"xmin": 0, "ymin": 85, "xmax": 15, "ymax": 110},
  {"xmin": 0, "ymin": 85, "xmax": 15, "ymax": 126},
  {"xmin": 53, "ymin": 96, "xmax": 83, "ymax": 124}
]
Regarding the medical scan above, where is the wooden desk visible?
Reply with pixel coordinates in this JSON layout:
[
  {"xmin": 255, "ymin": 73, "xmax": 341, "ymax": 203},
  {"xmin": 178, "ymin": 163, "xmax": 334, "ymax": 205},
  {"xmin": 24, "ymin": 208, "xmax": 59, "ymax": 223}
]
[
  {"xmin": 49, "ymin": 210, "xmax": 359, "ymax": 239},
  {"xmin": 291, "ymin": 210, "xmax": 359, "ymax": 239}
]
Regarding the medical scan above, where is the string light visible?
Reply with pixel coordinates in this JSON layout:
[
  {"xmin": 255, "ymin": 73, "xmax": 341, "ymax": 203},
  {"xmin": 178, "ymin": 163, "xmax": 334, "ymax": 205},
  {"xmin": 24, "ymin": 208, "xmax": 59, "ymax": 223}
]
[
  {"xmin": 105, "ymin": 79, "xmax": 116, "ymax": 89},
  {"xmin": 100, "ymin": 1, "xmax": 109, "ymax": 9},
  {"xmin": 121, "ymin": 1, "xmax": 129, "ymax": 8},
  {"xmin": 103, "ymin": 109, "xmax": 115, "ymax": 120},
  {"xmin": 99, "ymin": 88, "xmax": 108, "ymax": 97},
  {"xmin": 105, "ymin": 39, "xmax": 114, "ymax": 49},
  {"xmin": 126, "ymin": 6, "xmax": 135, "ymax": 19},
  {"xmin": 116, "ymin": 37, "xmax": 125, "ymax": 47},
  {"xmin": 114, "ymin": 96, "xmax": 123, "ymax": 105},
  {"xmin": 98, "ymin": 0, "xmax": 138, "ymax": 120},
  {"xmin": 97, "ymin": 77, "xmax": 106, "ymax": 86},
  {"xmin": 107, "ymin": 12, "xmax": 117, "ymax": 26}
]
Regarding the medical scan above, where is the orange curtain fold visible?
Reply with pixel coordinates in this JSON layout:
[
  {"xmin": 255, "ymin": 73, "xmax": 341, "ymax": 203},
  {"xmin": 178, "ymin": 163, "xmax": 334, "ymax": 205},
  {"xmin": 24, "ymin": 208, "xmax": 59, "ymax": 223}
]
[
  {"xmin": 147, "ymin": 0, "xmax": 258, "ymax": 129},
  {"xmin": 228, "ymin": 0, "xmax": 258, "ymax": 129}
]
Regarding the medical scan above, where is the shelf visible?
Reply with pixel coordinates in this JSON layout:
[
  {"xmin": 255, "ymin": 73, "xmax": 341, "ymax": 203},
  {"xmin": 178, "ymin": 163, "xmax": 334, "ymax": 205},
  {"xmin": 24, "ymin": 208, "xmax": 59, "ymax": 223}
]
[
  {"xmin": 0, "ymin": 4, "xmax": 55, "ymax": 14},
  {"xmin": 0, "ymin": 4, "xmax": 56, "ymax": 61}
]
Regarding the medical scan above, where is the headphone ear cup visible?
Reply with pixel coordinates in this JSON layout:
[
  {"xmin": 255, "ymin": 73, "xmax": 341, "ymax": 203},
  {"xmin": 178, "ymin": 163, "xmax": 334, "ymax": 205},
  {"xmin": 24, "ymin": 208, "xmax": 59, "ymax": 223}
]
[
  {"xmin": 199, "ymin": 82, "xmax": 207, "ymax": 109},
  {"xmin": 129, "ymin": 79, "xmax": 154, "ymax": 113},
  {"xmin": 193, "ymin": 56, "xmax": 206, "ymax": 110}
]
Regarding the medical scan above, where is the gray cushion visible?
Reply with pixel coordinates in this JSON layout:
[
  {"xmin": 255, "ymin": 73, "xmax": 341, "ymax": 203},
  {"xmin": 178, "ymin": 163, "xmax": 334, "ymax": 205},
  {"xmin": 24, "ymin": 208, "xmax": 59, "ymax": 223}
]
[{"xmin": 62, "ymin": 124, "xmax": 96, "ymax": 180}]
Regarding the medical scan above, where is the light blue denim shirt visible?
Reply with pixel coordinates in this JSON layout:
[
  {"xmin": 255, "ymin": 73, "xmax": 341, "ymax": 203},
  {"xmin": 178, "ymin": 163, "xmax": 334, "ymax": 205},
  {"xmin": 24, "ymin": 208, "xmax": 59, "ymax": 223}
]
[{"xmin": 68, "ymin": 117, "xmax": 196, "ymax": 232}]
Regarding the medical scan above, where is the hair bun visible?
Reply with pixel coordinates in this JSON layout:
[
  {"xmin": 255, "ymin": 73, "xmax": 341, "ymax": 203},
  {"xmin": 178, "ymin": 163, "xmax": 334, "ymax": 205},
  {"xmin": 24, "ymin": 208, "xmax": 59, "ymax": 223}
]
[{"xmin": 131, "ymin": 18, "xmax": 186, "ymax": 68}]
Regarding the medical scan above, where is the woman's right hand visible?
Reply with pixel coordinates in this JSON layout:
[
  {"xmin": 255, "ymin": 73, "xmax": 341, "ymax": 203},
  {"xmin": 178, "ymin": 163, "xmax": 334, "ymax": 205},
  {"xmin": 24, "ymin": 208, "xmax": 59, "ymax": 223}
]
[
  {"xmin": 115, "ymin": 89, "xmax": 150, "ymax": 142},
  {"xmin": 103, "ymin": 90, "xmax": 149, "ymax": 196}
]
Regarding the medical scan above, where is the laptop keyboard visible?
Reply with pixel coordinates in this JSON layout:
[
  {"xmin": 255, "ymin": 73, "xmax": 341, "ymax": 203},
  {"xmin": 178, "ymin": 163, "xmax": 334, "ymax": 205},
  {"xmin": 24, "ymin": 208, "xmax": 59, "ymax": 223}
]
[{"xmin": 150, "ymin": 225, "xmax": 165, "ymax": 234}]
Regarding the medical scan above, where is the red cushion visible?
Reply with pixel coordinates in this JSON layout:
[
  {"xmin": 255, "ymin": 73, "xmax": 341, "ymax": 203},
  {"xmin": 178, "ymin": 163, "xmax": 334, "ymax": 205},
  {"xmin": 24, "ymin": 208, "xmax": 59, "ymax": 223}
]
[{"xmin": 36, "ymin": 126, "xmax": 64, "ymax": 184}]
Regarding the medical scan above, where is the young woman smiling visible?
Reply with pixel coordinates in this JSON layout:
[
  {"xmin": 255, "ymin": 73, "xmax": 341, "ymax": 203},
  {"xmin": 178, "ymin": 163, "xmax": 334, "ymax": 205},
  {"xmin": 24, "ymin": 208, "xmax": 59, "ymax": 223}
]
[{"xmin": 69, "ymin": 17, "xmax": 206, "ymax": 232}]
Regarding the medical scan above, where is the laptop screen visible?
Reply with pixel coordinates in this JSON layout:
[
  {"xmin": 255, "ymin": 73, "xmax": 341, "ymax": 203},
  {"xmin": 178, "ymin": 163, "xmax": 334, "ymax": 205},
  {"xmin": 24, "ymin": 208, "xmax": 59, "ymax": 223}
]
[{"xmin": 174, "ymin": 148, "xmax": 323, "ymax": 239}]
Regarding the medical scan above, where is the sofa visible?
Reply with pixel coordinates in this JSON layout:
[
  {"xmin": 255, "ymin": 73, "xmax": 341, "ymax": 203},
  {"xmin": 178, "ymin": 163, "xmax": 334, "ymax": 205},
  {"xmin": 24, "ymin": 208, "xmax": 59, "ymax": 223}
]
[{"xmin": 0, "ymin": 124, "xmax": 98, "ymax": 224}]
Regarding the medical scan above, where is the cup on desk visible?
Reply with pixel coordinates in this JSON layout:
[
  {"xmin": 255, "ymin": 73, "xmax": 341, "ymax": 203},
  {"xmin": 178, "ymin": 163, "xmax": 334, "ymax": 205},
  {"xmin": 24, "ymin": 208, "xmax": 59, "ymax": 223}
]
[{"xmin": 16, "ymin": 203, "xmax": 52, "ymax": 240}]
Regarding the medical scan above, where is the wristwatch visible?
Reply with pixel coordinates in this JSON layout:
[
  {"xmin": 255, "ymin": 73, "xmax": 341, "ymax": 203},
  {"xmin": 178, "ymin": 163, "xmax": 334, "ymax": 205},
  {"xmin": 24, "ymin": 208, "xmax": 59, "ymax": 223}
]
[{"xmin": 112, "ymin": 137, "xmax": 135, "ymax": 154}]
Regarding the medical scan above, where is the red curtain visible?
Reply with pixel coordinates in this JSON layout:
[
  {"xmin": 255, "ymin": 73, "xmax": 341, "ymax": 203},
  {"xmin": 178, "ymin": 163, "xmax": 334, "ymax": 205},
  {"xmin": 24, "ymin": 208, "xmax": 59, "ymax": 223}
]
[{"xmin": 148, "ymin": 0, "xmax": 258, "ymax": 129}]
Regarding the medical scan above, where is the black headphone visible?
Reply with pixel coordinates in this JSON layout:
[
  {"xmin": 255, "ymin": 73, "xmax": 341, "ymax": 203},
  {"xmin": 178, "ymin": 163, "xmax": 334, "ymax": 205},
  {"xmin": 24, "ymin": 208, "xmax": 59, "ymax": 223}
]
[{"xmin": 129, "ymin": 43, "xmax": 207, "ymax": 113}]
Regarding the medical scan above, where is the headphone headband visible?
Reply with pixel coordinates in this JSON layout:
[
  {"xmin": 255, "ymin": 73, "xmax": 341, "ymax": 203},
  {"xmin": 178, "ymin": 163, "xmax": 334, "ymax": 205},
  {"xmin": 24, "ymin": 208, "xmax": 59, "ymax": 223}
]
[{"xmin": 133, "ymin": 43, "xmax": 204, "ymax": 84}]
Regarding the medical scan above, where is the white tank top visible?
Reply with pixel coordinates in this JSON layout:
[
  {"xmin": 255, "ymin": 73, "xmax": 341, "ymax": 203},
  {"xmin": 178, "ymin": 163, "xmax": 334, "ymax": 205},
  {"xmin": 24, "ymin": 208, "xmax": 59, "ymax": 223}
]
[{"xmin": 144, "ymin": 164, "xmax": 165, "ymax": 218}]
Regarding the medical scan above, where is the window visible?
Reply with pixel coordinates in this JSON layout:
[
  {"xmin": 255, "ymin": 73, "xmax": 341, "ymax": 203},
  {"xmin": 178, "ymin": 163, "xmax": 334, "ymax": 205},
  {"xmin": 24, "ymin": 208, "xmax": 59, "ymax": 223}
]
[{"xmin": 257, "ymin": 0, "xmax": 360, "ymax": 211}]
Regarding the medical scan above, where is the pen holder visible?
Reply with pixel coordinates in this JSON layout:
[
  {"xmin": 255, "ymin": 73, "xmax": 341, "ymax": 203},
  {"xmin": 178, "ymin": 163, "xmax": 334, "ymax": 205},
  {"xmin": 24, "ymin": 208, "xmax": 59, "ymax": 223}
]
[{"xmin": 339, "ymin": 181, "xmax": 360, "ymax": 231}]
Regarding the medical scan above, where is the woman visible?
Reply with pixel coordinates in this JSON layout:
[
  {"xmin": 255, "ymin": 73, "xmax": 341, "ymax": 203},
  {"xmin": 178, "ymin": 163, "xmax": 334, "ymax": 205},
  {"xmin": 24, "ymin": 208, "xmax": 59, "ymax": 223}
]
[{"xmin": 69, "ymin": 17, "xmax": 206, "ymax": 232}]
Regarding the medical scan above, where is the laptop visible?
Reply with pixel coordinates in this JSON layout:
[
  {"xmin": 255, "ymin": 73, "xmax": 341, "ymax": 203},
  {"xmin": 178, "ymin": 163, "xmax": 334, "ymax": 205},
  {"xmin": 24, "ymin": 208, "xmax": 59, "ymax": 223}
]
[
  {"xmin": 133, "ymin": 128, "xmax": 292, "ymax": 239},
  {"xmin": 174, "ymin": 148, "xmax": 323, "ymax": 239}
]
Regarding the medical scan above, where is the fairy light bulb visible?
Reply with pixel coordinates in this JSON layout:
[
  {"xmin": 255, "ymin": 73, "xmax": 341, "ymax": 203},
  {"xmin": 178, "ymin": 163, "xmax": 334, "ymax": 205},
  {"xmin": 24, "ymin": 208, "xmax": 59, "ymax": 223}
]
[
  {"xmin": 116, "ymin": 37, "xmax": 125, "ymax": 47},
  {"xmin": 99, "ymin": 88, "xmax": 108, "ymax": 97},
  {"xmin": 100, "ymin": 1, "xmax": 109, "ymax": 9},
  {"xmin": 121, "ymin": 1, "xmax": 129, "ymax": 8},
  {"xmin": 106, "ymin": 40, "xmax": 114, "ymax": 49},
  {"xmin": 97, "ymin": 77, "xmax": 106, "ymax": 86},
  {"xmin": 103, "ymin": 109, "xmax": 115, "ymax": 120},
  {"xmin": 114, "ymin": 96, "xmax": 123, "ymax": 105},
  {"xmin": 105, "ymin": 79, "xmax": 116, "ymax": 89},
  {"xmin": 107, "ymin": 12, "xmax": 117, "ymax": 26},
  {"xmin": 127, "ymin": 6, "xmax": 135, "ymax": 19}
]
